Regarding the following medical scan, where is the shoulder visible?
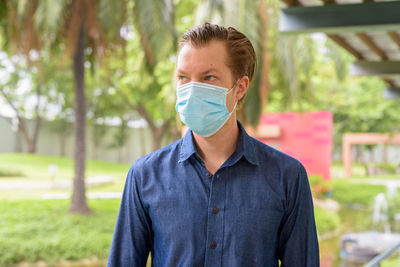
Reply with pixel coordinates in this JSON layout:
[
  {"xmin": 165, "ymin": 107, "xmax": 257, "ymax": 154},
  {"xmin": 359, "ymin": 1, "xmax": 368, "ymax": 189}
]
[
  {"xmin": 248, "ymin": 135, "xmax": 303, "ymax": 172},
  {"xmin": 247, "ymin": 136, "xmax": 310, "ymax": 208}
]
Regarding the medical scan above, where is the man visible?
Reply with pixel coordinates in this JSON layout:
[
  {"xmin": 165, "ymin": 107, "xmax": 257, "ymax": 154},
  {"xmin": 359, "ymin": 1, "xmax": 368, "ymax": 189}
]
[{"xmin": 108, "ymin": 23, "xmax": 319, "ymax": 267}]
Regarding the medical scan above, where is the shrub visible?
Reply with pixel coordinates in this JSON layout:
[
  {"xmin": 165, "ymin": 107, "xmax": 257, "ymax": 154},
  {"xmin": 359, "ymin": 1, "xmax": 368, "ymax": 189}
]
[
  {"xmin": 314, "ymin": 206, "xmax": 340, "ymax": 236},
  {"xmin": 309, "ymin": 175, "xmax": 332, "ymax": 199},
  {"xmin": 0, "ymin": 168, "xmax": 25, "ymax": 177}
]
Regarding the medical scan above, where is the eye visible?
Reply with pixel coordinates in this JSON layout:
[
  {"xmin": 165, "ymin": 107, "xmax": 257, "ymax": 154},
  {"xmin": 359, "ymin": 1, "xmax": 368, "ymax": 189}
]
[
  {"xmin": 204, "ymin": 75, "xmax": 216, "ymax": 81},
  {"xmin": 177, "ymin": 75, "xmax": 188, "ymax": 82}
]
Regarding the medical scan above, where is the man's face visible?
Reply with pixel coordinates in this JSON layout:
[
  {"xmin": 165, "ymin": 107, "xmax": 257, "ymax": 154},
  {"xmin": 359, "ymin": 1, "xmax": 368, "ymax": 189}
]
[{"xmin": 176, "ymin": 40, "xmax": 237, "ymax": 112}]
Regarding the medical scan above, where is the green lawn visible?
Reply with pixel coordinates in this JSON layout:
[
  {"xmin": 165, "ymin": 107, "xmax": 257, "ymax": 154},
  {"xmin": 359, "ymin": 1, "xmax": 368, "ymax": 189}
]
[
  {"xmin": 0, "ymin": 153, "xmax": 131, "ymax": 265},
  {"xmin": 331, "ymin": 178, "xmax": 387, "ymax": 206},
  {"xmin": 0, "ymin": 199, "xmax": 119, "ymax": 265}
]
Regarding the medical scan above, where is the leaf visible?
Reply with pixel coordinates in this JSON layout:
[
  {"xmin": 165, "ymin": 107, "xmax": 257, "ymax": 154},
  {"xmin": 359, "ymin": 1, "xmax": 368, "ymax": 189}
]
[{"xmin": 132, "ymin": 0, "xmax": 177, "ymax": 71}]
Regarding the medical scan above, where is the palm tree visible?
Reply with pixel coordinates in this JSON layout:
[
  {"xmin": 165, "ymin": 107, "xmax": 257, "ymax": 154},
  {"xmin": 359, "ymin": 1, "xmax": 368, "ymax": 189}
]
[{"xmin": 1, "ymin": 0, "xmax": 127, "ymax": 214}]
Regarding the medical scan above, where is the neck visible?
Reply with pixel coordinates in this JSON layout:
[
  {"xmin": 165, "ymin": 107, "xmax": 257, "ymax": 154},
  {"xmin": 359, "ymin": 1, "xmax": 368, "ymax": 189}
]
[{"xmin": 192, "ymin": 116, "xmax": 239, "ymax": 174}]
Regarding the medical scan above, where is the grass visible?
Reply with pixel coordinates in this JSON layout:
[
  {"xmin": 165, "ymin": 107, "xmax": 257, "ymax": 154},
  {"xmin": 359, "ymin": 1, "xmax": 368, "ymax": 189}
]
[
  {"xmin": 0, "ymin": 153, "xmax": 130, "ymax": 181},
  {"xmin": 331, "ymin": 178, "xmax": 387, "ymax": 206},
  {"xmin": 0, "ymin": 199, "xmax": 119, "ymax": 265},
  {"xmin": 381, "ymin": 257, "xmax": 399, "ymax": 267}
]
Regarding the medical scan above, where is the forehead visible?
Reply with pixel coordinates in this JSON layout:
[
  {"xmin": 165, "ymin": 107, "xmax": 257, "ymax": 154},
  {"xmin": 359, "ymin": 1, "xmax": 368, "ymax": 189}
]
[{"xmin": 177, "ymin": 40, "xmax": 230, "ymax": 74}]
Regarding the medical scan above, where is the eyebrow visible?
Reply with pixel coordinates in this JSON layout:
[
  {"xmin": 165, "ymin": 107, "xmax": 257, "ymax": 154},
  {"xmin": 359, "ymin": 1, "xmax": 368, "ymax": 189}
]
[
  {"xmin": 176, "ymin": 68, "xmax": 220, "ymax": 75},
  {"xmin": 201, "ymin": 68, "xmax": 220, "ymax": 75}
]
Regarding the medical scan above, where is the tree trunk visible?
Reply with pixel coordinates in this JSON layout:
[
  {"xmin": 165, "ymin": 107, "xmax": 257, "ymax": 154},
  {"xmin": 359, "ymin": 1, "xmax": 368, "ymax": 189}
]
[
  {"xmin": 152, "ymin": 128, "xmax": 163, "ymax": 152},
  {"xmin": 31, "ymin": 83, "xmax": 42, "ymax": 153},
  {"xmin": 29, "ymin": 116, "xmax": 41, "ymax": 153},
  {"xmin": 69, "ymin": 17, "xmax": 91, "ymax": 214},
  {"xmin": 139, "ymin": 127, "xmax": 146, "ymax": 156},
  {"xmin": 60, "ymin": 133, "xmax": 67, "ymax": 156},
  {"xmin": 17, "ymin": 118, "xmax": 36, "ymax": 153},
  {"xmin": 382, "ymin": 144, "xmax": 388, "ymax": 164},
  {"xmin": 1, "ymin": 89, "xmax": 40, "ymax": 153},
  {"xmin": 151, "ymin": 120, "xmax": 171, "ymax": 151}
]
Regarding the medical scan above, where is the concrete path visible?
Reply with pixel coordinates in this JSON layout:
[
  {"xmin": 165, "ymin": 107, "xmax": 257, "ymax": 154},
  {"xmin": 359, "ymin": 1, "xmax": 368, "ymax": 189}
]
[
  {"xmin": 0, "ymin": 176, "xmax": 115, "ymax": 190},
  {"xmin": 41, "ymin": 192, "xmax": 122, "ymax": 199}
]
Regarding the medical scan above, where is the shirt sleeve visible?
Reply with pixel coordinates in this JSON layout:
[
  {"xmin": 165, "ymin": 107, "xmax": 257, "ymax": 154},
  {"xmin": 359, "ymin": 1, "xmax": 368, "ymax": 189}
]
[
  {"xmin": 277, "ymin": 164, "xmax": 320, "ymax": 267},
  {"xmin": 107, "ymin": 166, "xmax": 152, "ymax": 267}
]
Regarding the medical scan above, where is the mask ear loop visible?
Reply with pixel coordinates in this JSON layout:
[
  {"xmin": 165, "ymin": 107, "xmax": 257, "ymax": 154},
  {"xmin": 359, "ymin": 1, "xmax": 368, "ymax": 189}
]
[
  {"xmin": 227, "ymin": 78, "xmax": 241, "ymax": 113},
  {"xmin": 226, "ymin": 79, "xmax": 240, "ymax": 94},
  {"xmin": 226, "ymin": 78, "xmax": 240, "ymax": 112}
]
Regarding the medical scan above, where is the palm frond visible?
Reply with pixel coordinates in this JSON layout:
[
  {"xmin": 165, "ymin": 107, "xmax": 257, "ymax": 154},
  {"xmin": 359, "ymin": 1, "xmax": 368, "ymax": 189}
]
[
  {"xmin": 195, "ymin": 0, "xmax": 224, "ymax": 24},
  {"xmin": 98, "ymin": 0, "xmax": 127, "ymax": 44},
  {"xmin": 133, "ymin": 0, "xmax": 177, "ymax": 72}
]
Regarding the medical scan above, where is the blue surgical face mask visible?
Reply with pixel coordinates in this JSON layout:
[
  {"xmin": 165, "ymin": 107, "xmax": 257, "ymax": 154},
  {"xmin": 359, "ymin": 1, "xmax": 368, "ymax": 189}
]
[{"xmin": 175, "ymin": 81, "xmax": 238, "ymax": 137}]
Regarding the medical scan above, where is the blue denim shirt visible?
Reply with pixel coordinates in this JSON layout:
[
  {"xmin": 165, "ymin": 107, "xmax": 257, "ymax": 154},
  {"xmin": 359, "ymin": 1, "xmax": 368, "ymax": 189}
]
[{"xmin": 108, "ymin": 122, "xmax": 319, "ymax": 267}]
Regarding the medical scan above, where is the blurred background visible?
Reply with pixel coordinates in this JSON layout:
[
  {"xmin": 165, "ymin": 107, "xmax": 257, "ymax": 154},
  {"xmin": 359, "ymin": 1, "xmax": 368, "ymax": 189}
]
[{"xmin": 1, "ymin": 0, "xmax": 400, "ymax": 266}]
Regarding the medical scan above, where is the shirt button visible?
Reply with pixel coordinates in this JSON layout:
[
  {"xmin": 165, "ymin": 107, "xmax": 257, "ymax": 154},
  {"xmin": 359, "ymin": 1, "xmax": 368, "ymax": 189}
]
[
  {"xmin": 212, "ymin": 208, "xmax": 219, "ymax": 214},
  {"xmin": 206, "ymin": 172, "xmax": 212, "ymax": 179},
  {"xmin": 210, "ymin": 242, "xmax": 217, "ymax": 249}
]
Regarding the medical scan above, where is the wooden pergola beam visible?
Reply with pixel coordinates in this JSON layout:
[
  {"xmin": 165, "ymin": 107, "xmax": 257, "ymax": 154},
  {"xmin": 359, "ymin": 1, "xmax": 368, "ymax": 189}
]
[
  {"xmin": 388, "ymin": 31, "xmax": 400, "ymax": 49},
  {"xmin": 282, "ymin": 0, "xmax": 301, "ymax": 7},
  {"xmin": 355, "ymin": 32, "xmax": 388, "ymax": 60},
  {"xmin": 383, "ymin": 78, "xmax": 396, "ymax": 88},
  {"xmin": 342, "ymin": 133, "xmax": 400, "ymax": 177},
  {"xmin": 279, "ymin": 1, "xmax": 400, "ymax": 34},
  {"xmin": 279, "ymin": 0, "xmax": 400, "ymax": 96},
  {"xmin": 384, "ymin": 87, "xmax": 400, "ymax": 99},
  {"xmin": 322, "ymin": 0, "xmax": 336, "ymax": 4},
  {"xmin": 350, "ymin": 61, "xmax": 400, "ymax": 76},
  {"xmin": 327, "ymin": 34, "xmax": 364, "ymax": 60}
]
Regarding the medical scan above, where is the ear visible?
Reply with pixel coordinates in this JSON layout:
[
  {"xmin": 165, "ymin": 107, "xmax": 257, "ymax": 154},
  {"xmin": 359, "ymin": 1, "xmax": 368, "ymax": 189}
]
[{"xmin": 235, "ymin": 76, "xmax": 249, "ymax": 102}]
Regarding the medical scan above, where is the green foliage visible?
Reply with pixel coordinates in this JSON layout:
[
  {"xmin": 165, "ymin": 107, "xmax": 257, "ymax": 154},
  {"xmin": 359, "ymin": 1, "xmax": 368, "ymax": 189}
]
[
  {"xmin": 380, "ymin": 257, "xmax": 399, "ymax": 267},
  {"xmin": 309, "ymin": 175, "xmax": 332, "ymax": 198},
  {"xmin": 132, "ymin": 0, "xmax": 177, "ymax": 71},
  {"xmin": 375, "ymin": 162, "xmax": 399, "ymax": 174},
  {"xmin": 0, "ymin": 199, "xmax": 119, "ymax": 264},
  {"xmin": 331, "ymin": 179, "xmax": 386, "ymax": 206},
  {"xmin": 0, "ymin": 168, "xmax": 25, "ymax": 177},
  {"xmin": 387, "ymin": 193, "xmax": 400, "ymax": 226},
  {"xmin": 98, "ymin": 0, "xmax": 127, "ymax": 43},
  {"xmin": 314, "ymin": 206, "xmax": 340, "ymax": 236},
  {"xmin": 270, "ymin": 34, "xmax": 317, "ymax": 111}
]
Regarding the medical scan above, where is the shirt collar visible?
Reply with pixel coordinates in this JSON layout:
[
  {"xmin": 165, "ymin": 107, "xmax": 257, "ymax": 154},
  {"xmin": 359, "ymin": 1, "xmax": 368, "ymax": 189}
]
[
  {"xmin": 178, "ymin": 129, "xmax": 198, "ymax": 163},
  {"xmin": 178, "ymin": 121, "xmax": 259, "ymax": 166}
]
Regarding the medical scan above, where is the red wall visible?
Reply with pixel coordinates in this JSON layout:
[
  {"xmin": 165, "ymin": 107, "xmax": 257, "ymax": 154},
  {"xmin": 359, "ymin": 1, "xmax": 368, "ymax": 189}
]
[{"xmin": 258, "ymin": 111, "xmax": 333, "ymax": 180}]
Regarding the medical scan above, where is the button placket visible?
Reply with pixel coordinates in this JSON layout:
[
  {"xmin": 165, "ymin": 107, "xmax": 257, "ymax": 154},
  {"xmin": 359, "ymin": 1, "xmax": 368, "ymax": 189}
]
[{"xmin": 204, "ymin": 172, "xmax": 226, "ymax": 267}]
